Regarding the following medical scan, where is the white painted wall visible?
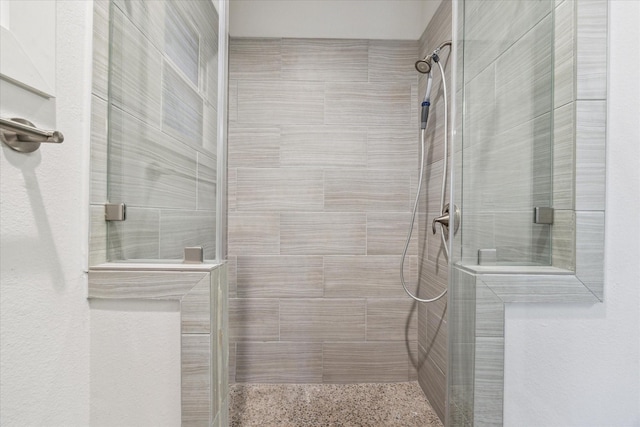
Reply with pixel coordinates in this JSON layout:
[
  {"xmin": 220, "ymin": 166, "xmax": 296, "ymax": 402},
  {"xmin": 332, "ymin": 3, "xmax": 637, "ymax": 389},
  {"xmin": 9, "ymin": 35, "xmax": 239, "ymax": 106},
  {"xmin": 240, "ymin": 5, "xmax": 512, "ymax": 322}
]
[
  {"xmin": 0, "ymin": 1, "xmax": 93, "ymax": 425},
  {"xmin": 229, "ymin": 0, "xmax": 443, "ymax": 40},
  {"xmin": 503, "ymin": 1, "xmax": 640, "ymax": 426}
]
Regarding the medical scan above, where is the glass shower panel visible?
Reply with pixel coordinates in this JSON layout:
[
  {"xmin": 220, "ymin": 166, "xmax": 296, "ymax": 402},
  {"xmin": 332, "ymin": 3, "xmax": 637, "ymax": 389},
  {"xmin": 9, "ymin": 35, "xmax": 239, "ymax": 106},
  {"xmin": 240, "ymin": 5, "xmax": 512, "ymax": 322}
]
[
  {"xmin": 459, "ymin": 0, "xmax": 554, "ymax": 266},
  {"xmin": 106, "ymin": 0, "xmax": 219, "ymax": 261}
]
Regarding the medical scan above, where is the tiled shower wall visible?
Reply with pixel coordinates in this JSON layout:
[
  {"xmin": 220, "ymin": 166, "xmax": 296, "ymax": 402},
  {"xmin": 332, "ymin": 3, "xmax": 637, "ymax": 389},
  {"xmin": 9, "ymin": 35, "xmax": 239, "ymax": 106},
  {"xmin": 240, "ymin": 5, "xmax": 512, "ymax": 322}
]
[
  {"xmin": 416, "ymin": 0, "xmax": 452, "ymax": 421},
  {"xmin": 227, "ymin": 38, "xmax": 421, "ymax": 383}
]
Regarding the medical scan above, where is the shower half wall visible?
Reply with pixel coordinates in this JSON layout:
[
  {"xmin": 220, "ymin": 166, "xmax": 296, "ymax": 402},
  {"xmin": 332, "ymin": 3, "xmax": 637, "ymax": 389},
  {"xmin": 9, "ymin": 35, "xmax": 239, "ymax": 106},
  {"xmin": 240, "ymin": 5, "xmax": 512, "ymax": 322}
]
[{"xmin": 227, "ymin": 37, "xmax": 422, "ymax": 383}]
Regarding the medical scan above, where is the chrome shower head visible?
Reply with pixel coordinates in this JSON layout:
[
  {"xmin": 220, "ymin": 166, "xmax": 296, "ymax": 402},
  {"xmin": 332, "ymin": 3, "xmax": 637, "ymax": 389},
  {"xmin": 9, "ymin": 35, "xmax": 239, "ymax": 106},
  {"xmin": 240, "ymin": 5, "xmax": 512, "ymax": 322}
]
[{"xmin": 415, "ymin": 58, "xmax": 432, "ymax": 74}]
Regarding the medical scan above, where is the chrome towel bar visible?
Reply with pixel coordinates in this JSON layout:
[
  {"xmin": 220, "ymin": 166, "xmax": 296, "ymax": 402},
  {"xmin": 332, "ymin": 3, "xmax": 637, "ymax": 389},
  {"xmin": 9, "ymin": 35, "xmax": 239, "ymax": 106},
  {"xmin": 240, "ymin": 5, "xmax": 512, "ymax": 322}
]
[{"xmin": 0, "ymin": 117, "xmax": 64, "ymax": 153}]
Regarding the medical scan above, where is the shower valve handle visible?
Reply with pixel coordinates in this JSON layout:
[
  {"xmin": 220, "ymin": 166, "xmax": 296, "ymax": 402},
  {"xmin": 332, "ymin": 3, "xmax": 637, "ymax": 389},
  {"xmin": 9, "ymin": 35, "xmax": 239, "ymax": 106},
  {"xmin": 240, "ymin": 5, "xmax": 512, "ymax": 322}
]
[{"xmin": 432, "ymin": 212, "xmax": 450, "ymax": 234}]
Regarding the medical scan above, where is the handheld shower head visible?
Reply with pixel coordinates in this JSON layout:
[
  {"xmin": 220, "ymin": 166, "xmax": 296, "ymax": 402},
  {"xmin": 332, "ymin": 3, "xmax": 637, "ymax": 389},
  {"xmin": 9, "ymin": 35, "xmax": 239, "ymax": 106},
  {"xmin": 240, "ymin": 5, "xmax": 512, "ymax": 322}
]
[{"xmin": 415, "ymin": 58, "xmax": 432, "ymax": 74}]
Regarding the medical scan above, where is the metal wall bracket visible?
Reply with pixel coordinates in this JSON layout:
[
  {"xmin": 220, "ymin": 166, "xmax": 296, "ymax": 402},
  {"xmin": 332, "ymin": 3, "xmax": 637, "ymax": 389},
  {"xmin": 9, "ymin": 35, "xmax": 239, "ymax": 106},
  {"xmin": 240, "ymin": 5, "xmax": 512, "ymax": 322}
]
[
  {"xmin": 183, "ymin": 247, "xmax": 204, "ymax": 264},
  {"xmin": 0, "ymin": 117, "xmax": 64, "ymax": 153},
  {"xmin": 534, "ymin": 207, "xmax": 554, "ymax": 224},
  {"xmin": 105, "ymin": 203, "xmax": 126, "ymax": 221}
]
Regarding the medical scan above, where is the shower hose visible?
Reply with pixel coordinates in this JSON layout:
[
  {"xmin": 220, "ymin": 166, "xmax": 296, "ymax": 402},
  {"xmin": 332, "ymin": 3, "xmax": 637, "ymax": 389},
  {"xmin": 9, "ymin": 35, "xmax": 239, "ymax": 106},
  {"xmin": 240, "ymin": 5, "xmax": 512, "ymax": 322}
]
[{"xmin": 400, "ymin": 58, "xmax": 449, "ymax": 304}]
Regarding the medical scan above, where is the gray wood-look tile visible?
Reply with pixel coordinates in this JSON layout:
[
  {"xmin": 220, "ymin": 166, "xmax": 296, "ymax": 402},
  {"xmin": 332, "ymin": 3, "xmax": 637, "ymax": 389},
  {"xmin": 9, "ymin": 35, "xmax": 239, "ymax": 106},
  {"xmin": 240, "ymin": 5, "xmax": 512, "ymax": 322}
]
[
  {"xmin": 162, "ymin": 63, "xmax": 204, "ymax": 150},
  {"xmin": 88, "ymin": 271, "xmax": 208, "ymax": 300},
  {"xmin": 367, "ymin": 127, "xmax": 419, "ymax": 170},
  {"xmin": 112, "ymin": 0, "xmax": 165, "ymax": 53},
  {"xmin": 203, "ymin": 101, "xmax": 218, "ymax": 156},
  {"xmin": 418, "ymin": 345, "xmax": 447, "ymax": 420},
  {"xmin": 182, "ymin": 333, "xmax": 211, "ymax": 426},
  {"xmin": 197, "ymin": 152, "xmax": 217, "ymax": 212},
  {"xmin": 230, "ymin": 38, "xmax": 282, "ymax": 80},
  {"xmin": 475, "ymin": 283, "xmax": 504, "ymax": 338},
  {"xmin": 237, "ymin": 80, "xmax": 324, "ymax": 125},
  {"xmin": 368, "ymin": 40, "xmax": 419, "ymax": 83},
  {"xmin": 107, "ymin": 207, "xmax": 160, "ymax": 261},
  {"xmin": 228, "ymin": 212, "xmax": 280, "ymax": 255},
  {"xmin": 280, "ymin": 299, "xmax": 366, "ymax": 342},
  {"xmin": 366, "ymin": 298, "xmax": 418, "ymax": 341},
  {"xmin": 418, "ymin": 259, "xmax": 449, "ymax": 314},
  {"xmin": 108, "ymin": 107, "xmax": 198, "ymax": 210},
  {"xmin": 473, "ymin": 337, "xmax": 504, "ymax": 427},
  {"xmin": 236, "ymin": 255, "xmax": 324, "ymax": 298},
  {"xmin": 159, "ymin": 209, "xmax": 215, "ymax": 260},
  {"xmin": 90, "ymin": 95, "xmax": 108, "ymax": 204},
  {"xmin": 227, "ymin": 255, "xmax": 237, "ymax": 298},
  {"xmin": 575, "ymin": 211, "xmax": 605, "ymax": 299},
  {"xmin": 228, "ymin": 127, "xmax": 281, "ymax": 168},
  {"xmin": 325, "ymin": 82, "xmax": 412, "ymax": 127},
  {"xmin": 322, "ymin": 342, "xmax": 410, "ymax": 383},
  {"xmin": 228, "ymin": 79, "xmax": 238, "ymax": 123},
  {"xmin": 164, "ymin": 1, "xmax": 200, "ymax": 87},
  {"xmin": 553, "ymin": 102, "xmax": 575, "ymax": 209},
  {"xmin": 425, "ymin": 310, "xmax": 448, "ymax": 375},
  {"xmin": 552, "ymin": 210, "xmax": 576, "ymax": 271},
  {"xmin": 280, "ymin": 213, "xmax": 366, "ymax": 255},
  {"xmin": 227, "ymin": 168, "xmax": 237, "ymax": 213},
  {"xmin": 92, "ymin": 0, "xmax": 109, "ymax": 100},
  {"xmin": 280, "ymin": 126, "xmax": 367, "ymax": 168},
  {"xmin": 236, "ymin": 168, "xmax": 324, "ymax": 211},
  {"xmin": 480, "ymin": 275, "xmax": 599, "ymax": 303},
  {"xmin": 110, "ymin": 7, "xmax": 163, "ymax": 126},
  {"xmin": 89, "ymin": 205, "xmax": 107, "ymax": 267},
  {"xmin": 366, "ymin": 212, "xmax": 417, "ymax": 256},
  {"xmin": 229, "ymin": 298, "xmax": 279, "ymax": 341},
  {"xmin": 324, "ymin": 169, "xmax": 411, "ymax": 212},
  {"xmin": 324, "ymin": 256, "xmax": 417, "ymax": 298},
  {"xmin": 576, "ymin": 0, "xmax": 608, "ymax": 100},
  {"xmin": 575, "ymin": 100, "xmax": 606, "ymax": 211},
  {"xmin": 235, "ymin": 342, "xmax": 323, "ymax": 383},
  {"xmin": 181, "ymin": 275, "xmax": 211, "ymax": 334},
  {"xmin": 554, "ymin": 0, "xmax": 575, "ymax": 108},
  {"xmin": 282, "ymin": 39, "xmax": 368, "ymax": 82}
]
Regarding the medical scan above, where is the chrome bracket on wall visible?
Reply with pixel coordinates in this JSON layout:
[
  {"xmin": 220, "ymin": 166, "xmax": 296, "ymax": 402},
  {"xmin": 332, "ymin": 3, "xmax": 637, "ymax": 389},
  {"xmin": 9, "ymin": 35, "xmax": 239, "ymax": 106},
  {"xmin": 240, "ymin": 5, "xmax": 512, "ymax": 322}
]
[
  {"xmin": 0, "ymin": 118, "xmax": 64, "ymax": 153},
  {"xmin": 534, "ymin": 207, "xmax": 554, "ymax": 224},
  {"xmin": 104, "ymin": 203, "xmax": 126, "ymax": 221}
]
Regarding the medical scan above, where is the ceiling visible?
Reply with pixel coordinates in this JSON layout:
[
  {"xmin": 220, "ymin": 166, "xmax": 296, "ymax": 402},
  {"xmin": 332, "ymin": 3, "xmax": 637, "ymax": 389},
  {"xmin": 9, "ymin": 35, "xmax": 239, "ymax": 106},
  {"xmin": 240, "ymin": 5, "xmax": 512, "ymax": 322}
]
[{"xmin": 229, "ymin": 0, "xmax": 444, "ymax": 40}]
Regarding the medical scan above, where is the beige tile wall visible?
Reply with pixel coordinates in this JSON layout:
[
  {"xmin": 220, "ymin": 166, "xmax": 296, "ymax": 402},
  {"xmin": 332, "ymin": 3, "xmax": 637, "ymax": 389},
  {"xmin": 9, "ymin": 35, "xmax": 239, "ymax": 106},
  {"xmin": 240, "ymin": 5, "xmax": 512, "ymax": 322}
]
[{"xmin": 228, "ymin": 37, "xmax": 420, "ymax": 383}]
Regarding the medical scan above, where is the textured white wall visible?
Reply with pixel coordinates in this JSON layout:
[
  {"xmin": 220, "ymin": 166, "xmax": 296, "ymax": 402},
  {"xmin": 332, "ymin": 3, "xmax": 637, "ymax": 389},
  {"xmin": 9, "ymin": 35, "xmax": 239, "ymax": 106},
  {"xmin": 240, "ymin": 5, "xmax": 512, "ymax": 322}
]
[
  {"xmin": 229, "ymin": 0, "xmax": 442, "ymax": 40},
  {"xmin": 503, "ymin": 1, "xmax": 640, "ymax": 426},
  {"xmin": 0, "ymin": 1, "xmax": 93, "ymax": 425}
]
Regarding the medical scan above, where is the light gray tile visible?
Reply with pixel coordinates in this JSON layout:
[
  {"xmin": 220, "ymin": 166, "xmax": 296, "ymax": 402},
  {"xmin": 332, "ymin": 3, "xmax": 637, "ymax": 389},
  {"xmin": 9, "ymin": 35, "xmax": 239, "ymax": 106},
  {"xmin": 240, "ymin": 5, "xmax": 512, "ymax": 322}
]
[
  {"xmin": 228, "ymin": 127, "xmax": 280, "ymax": 168},
  {"xmin": 236, "ymin": 168, "xmax": 324, "ymax": 211},
  {"xmin": 554, "ymin": 0, "xmax": 575, "ymax": 108},
  {"xmin": 325, "ymin": 82, "xmax": 412, "ymax": 127},
  {"xmin": 162, "ymin": 63, "xmax": 204, "ymax": 149},
  {"xmin": 227, "ymin": 255, "xmax": 237, "ymax": 298},
  {"xmin": 197, "ymin": 152, "xmax": 217, "ymax": 211},
  {"xmin": 182, "ymin": 334, "xmax": 211, "ymax": 426},
  {"xmin": 181, "ymin": 275, "xmax": 210, "ymax": 334},
  {"xmin": 280, "ymin": 126, "xmax": 367, "ymax": 168},
  {"xmin": 575, "ymin": 101, "xmax": 606, "ymax": 211},
  {"xmin": 229, "ymin": 299, "xmax": 279, "ymax": 341},
  {"xmin": 368, "ymin": 40, "xmax": 419, "ymax": 83},
  {"xmin": 280, "ymin": 213, "xmax": 366, "ymax": 255},
  {"xmin": 92, "ymin": 0, "xmax": 109, "ymax": 99},
  {"xmin": 202, "ymin": 102, "xmax": 218, "ymax": 155},
  {"xmin": 108, "ymin": 107, "xmax": 197, "ymax": 210},
  {"xmin": 88, "ymin": 271, "xmax": 208, "ymax": 300},
  {"xmin": 425, "ymin": 310, "xmax": 448, "ymax": 375},
  {"xmin": 475, "ymin": 283, "xmax": 504, "ymax": 337},
  {"xmin": 552, "ymin": 210, "xmax": 576, "ymax": 271},
  {"xmin": 324, "ymin": 169, "xmax": 411, "ymax": 212},
  {"xmin": 366, "ymin": 212, "xmax": 417, "ymax": 256},
  {"xmin": 227, "ymin": 168, "xmax": 237, "ymax": 213},
  {"xmin": 367, "ymin": 128, "xmax": 419, "ymax": 170},
  {"xmin": 235, "ymin": 342, "xmax": 323, "ymax": 383},
  {"xmin": 164, "ymin": 1, "xmax": 200, "ymax": 86},
  {"xmin": 110, "ymin": 8, "xmax": 163, "ymax": 126},
  {"xmin": 418, "ymin": 345, "xmax": 447, "ymax": 420},
  {"xmin": 575, "ymin": 211, "xmax": 605, "ymax": 299},
  {"xmin": 236, "ymin": 256, "xmax": 324, "ymax": 298},
  {"xmin": 228, "ymin": 212, "xmax": 280, "ymax": 255},
  {"xmin": 282, "ymin": 39, "xmax": 368, "ymax": 82},
  {"xmin": 481, "ymin": 275, "xmax": 599, "ymax": 303},
  {"xmin": 418, "ymin": 259, "xmax": 449, "ymax": 314},
  {"xmin": 366, "ymin": 298, "xmax": 417, "ymax": 341},
  {"xmin": 90, "ymin": 96, "xmax": 108, "ymax": 204},
  {"xmin": 576, "ymin": 0, "xmax": 608, "ymax": 100},
  {"xmin": 323, "ymin": 342, "xmax": 409, "ymax": 383},
  {"xmin": 89, "ymin": 205, "xmax": 107, "ymax": 266},
  {"xmin": 228, "ymin": 80, "xmax": 238, "ymax": 123},
  {"xmin": 107, "ymin": 207, "xmax": 160, "ymax": 261},
  {"xmin": 324, "ymin": 256, "xmax": 417, "ymax": 298},
  {"xmin": 159, "ymin": 210, "xmax": 215, "ymax": 260},
  {"xmin": 473, "ymin": 336, "xmax": 504, "ymax": 426},
  {"xmin": 229, "ymin": 38, "xmax": 281, "ymax": 80},
  {"xmin": 113, "ymin": 0, "xmax": 165, "ymax": 52},
  {"xmin": 280, "ymin": 299, "xmax": 365, "ymax": 342},
  {"xmin": 553, "ymin": 103, "xmax": 575, "ymax": 209},
  {"xmin": 237, "ymin": 80, "xmax": 324, "ymax": 125}
]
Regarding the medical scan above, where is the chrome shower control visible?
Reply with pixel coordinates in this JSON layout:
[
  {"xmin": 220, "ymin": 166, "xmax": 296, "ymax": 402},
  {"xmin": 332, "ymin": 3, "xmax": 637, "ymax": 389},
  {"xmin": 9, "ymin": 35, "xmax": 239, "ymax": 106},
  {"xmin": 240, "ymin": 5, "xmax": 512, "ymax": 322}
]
[{"xmin": 432, "ymin": 203, "xmax": 460, "ymax": 236}]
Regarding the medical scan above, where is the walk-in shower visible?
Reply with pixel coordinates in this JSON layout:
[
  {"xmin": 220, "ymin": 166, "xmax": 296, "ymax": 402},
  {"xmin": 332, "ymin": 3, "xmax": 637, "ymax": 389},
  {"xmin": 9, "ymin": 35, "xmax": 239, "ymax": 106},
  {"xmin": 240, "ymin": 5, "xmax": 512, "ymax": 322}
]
[{"xmin": 401, "ymin": 40, "xmax": 452, "ymax": 304}]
